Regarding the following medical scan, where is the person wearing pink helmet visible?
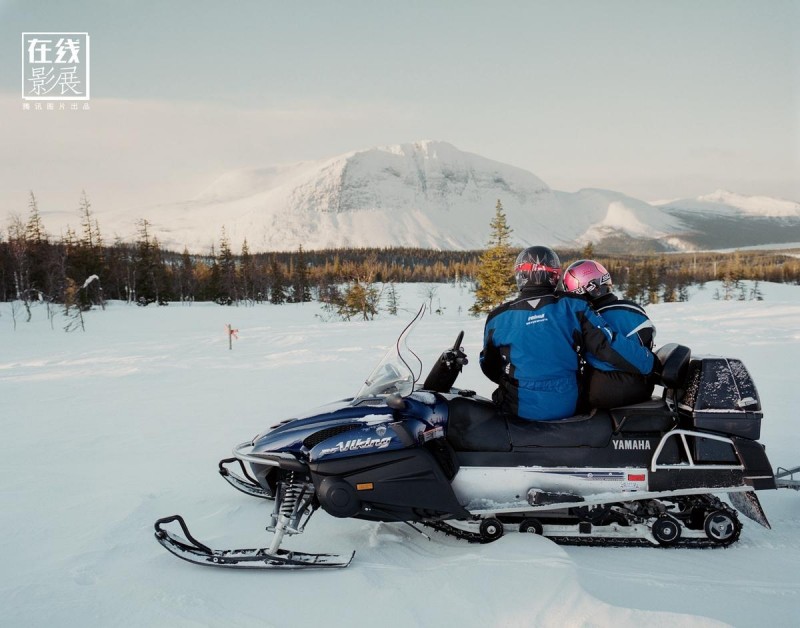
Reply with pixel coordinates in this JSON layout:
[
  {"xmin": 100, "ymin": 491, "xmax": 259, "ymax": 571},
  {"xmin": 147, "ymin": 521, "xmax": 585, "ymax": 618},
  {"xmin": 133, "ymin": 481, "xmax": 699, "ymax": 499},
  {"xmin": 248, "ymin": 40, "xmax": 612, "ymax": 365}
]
[
  {"xmin": 480, "ymin": 247, "xmax": 656, "ymax": 420},
  {"xmin": 562, "ymin": 259, "xmax": 657, "ymax": 408}
]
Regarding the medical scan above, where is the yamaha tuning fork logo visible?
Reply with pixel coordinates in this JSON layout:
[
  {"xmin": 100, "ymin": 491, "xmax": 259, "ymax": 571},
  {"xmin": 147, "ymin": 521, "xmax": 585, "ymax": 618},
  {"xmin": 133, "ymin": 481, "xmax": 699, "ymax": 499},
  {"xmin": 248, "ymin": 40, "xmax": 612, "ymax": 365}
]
[{"xmin": 21, "ymin": 32, "xmax": 90, "ymax": 109}]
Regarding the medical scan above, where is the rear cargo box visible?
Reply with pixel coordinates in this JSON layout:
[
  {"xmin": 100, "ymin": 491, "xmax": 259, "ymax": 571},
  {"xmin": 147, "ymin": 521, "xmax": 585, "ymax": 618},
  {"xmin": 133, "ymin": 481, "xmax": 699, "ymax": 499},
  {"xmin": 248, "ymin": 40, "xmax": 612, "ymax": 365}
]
[{"xmin": 671, "ymin": 356, "xmax": 762, "ymax": 440}]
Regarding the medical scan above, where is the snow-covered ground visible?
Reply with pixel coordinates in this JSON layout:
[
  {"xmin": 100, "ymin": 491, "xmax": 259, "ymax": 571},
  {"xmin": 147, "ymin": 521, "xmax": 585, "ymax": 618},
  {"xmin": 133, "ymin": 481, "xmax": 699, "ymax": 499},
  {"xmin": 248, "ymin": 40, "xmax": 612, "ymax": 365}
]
[{"xmin": 2, "ymin": 282, "xmax": 799, "ymax": 627}]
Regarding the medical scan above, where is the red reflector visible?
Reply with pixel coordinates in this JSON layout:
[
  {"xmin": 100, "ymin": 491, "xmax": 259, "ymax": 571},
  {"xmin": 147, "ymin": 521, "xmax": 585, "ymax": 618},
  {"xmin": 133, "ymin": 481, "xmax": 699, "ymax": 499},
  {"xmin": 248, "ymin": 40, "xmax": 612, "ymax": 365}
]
[{"xmin": 627, "ymin": 474, "xmax": 646, "ymax": 482}]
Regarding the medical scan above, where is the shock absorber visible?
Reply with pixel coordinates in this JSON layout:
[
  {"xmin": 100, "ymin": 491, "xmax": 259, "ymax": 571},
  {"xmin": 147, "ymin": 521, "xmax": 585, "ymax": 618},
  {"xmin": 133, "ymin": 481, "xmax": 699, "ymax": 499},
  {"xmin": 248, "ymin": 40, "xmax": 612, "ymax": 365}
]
[
  {"xmin": 267, "ymin": 472, "xmax": 315, "ymax": 555},
  {"xmin": 281, "ymin": 477, "xmax": 306, "ymax": 530}
]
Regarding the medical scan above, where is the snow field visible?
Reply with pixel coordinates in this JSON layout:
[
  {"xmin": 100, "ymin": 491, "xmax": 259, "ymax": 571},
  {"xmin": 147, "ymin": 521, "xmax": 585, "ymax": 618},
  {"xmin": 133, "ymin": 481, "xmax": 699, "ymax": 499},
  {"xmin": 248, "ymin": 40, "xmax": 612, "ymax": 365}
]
[{"xmin": 1, "ymin": 282, "xmax": 799, "ymax": 627}]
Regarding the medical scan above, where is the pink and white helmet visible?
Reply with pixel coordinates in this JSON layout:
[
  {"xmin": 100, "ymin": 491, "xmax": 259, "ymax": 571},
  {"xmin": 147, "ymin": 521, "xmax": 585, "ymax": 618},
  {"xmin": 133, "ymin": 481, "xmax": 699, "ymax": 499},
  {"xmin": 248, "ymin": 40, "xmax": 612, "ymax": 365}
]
[{"xmin": 562, "ymin": 259, "xmax": 612, "ymax": 299}]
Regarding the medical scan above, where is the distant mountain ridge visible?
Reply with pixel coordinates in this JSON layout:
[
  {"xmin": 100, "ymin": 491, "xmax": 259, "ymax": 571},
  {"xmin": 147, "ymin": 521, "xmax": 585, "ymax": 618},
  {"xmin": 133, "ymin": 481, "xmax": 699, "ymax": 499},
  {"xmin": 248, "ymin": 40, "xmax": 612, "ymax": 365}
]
[{"xmin": 86, "ymin": 141, "xmax": 800, "ymax": 253}]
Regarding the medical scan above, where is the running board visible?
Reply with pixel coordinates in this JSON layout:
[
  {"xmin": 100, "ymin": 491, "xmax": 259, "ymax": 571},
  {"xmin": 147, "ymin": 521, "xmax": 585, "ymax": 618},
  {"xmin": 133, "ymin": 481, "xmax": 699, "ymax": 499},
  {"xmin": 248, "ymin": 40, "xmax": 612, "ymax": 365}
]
[
  {"xmin": 465, "ymin": 486, "xmax": 755, "ymax": 516},
  {"xmin": 154, "ymin": 515, "xmax": 353, "ymax": 569}
]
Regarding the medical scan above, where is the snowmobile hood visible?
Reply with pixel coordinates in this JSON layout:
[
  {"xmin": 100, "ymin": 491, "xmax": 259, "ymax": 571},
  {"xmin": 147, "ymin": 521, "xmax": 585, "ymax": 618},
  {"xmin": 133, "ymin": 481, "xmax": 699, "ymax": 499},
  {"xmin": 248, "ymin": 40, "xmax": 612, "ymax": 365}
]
[
  {"xmin": 251, "ymin": 391, "xmax": 450, "ymax": 462},
  {"xmin": 252, "ymin": 399, "xmax": 397, "ymax": 455}
]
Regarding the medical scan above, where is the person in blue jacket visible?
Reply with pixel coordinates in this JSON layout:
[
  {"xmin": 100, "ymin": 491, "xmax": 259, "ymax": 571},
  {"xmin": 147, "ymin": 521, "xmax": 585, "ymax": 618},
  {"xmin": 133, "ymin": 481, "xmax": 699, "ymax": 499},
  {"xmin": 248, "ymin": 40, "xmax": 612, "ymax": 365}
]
[
  {"xmin": 479, "ymin": 246, "xmax": 655, "ymax": 421},
  {"xmin": 562, "ymin": 259, "xmax": 657, "ymax": 408}
]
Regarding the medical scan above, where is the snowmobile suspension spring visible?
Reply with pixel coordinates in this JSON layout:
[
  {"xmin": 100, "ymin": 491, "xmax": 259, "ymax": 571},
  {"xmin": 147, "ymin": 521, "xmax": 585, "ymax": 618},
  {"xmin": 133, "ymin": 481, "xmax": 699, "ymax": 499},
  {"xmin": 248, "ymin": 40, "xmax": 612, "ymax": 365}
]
[{"xmin": 280, "ymin": 474, "xmax": 307, "ymax": 518}]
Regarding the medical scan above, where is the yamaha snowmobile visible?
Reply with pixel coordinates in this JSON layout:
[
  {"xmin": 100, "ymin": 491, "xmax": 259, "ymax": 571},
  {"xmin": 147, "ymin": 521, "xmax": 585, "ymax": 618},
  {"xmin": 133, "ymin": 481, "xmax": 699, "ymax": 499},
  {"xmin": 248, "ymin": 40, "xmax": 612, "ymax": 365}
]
[{"xmin": 155, "ymin": 306, "xmax": 781, "ymax": 570}]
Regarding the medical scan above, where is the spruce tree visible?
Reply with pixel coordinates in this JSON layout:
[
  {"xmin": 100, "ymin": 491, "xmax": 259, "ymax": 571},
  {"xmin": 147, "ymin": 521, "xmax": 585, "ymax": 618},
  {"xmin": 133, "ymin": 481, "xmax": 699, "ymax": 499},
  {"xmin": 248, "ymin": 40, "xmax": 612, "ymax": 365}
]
[
  {"xmin": 25, "ymin": 192, "xmax": 46, "ymax": 245},
  {"xmin": 134, "ymin": 219, "xmax": 153, "ymax": 304},
  {"xmin": 179, "ymin": 247, "xmax": 195, "ymax": 302},
  {"xmin": 217, "ymin": 227, "xmax": 237, "ymax": 303},
  {"xmin": 239, "ymin": 238, "xmax": 255, "ymax": 303},
  {"xmin": 290, "ymin": 245, "xmax": 312, "ymax": 303},
  {"xmin": 470, "ymin": 200, "xmax": 516, "ymax": 315},
  {"xmin": 269, "ymin": 257, "xmax": 286, "ymax": 304},
  {"xmin": 25, "ymin": 192, "xmax": 51, "ymax": 298}
]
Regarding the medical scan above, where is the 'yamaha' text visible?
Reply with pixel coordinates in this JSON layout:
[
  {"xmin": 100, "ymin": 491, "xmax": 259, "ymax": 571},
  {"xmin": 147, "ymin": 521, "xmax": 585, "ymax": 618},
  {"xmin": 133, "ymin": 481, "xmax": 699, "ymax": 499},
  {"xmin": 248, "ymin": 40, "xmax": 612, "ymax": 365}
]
[{"xmin": 612, "ymin": 439, "xmax": 652, "ymax": 450}]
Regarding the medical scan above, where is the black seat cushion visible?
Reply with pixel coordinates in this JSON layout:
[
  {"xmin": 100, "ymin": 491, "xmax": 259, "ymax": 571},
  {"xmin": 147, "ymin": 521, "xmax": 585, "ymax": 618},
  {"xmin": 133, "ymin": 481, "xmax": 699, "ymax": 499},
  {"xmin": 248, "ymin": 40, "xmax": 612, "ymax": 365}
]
[
  {"xmin": 447, "ymin": 398, "xmax": 627, "ymax": 451},
  {"xmin": 506, "ymin": 412, "xmax": 614, "ymax": 448},
  {"xmin": 609, "ymin": 398, "xmax": 677, "ymax": 433},
  {"xmin": 446, "ymin": 396, "xmax": 512, "ymax": 452}
]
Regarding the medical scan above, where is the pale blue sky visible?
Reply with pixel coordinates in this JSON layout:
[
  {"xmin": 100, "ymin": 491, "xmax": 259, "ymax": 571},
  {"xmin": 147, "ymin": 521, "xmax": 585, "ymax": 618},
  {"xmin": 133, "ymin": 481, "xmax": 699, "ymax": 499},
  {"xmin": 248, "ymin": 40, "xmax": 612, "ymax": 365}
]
[{"xmin": 1, "ymin": 0, "xmax": 798, "ymax": 217}]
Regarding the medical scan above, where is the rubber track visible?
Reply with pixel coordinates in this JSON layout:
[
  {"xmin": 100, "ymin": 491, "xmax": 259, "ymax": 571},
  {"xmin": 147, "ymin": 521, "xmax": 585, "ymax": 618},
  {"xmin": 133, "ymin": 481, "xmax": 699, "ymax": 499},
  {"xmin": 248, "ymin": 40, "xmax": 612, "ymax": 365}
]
[{"xmin": 423, "ymin": 512, "xmax": 742, "ymax": 549}]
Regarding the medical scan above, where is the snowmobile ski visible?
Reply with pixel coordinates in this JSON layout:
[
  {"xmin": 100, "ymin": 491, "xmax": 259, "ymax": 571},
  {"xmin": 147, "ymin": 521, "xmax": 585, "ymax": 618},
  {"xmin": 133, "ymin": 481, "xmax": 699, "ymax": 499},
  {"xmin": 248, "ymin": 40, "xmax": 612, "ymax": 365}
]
[{"xmin": 154, "ymin": 515, "xmax": 353, "ymax": 569}]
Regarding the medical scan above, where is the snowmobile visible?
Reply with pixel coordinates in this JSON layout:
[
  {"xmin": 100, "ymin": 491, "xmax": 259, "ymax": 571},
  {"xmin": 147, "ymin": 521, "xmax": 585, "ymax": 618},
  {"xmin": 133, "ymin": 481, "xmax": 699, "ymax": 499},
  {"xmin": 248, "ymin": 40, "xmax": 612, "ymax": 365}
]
[{"xmin": 155, "ymin": 305, "xmax": 782, "ymax": 570}]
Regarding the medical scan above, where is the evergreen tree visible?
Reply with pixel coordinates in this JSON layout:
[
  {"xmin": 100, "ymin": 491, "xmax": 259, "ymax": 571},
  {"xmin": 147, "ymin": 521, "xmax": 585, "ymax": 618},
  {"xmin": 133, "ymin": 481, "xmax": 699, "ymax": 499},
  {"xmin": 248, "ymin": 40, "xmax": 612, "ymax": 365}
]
[
  {"xmin": 25, "ymin": 192, "xmax": 47, "ymax": 245},
  {"xmin": 470, "ymin": 200, "xmax": 516, "ymax": 315},
  {"xmin": 134, "ymin": 219, "xmax": 165, "ymax": 304},
  {"xmin": 624, "ymin": 265, "xmax": 645, "ymax": 304},
  {"xmin": 206, "ymin": 244, "xmax": 221, "ymax": 302},
  {"xmin": 69, "ymin": 191, "xmax": 105, "ymax": 307},
  {"xmin": 645, "ymin": 262, "xmax": 659, "ymax": 305},
  {"xmin": 269, "ymin": 256, "xmax": 286, "ymax": 304},
  {"xmin": 217, "ymin": 227, "xmax": 237, "ymax": 304},
  {"xmin": 6, "ymin": 215, "xmax": 30, "ymax": 304},
  {"xmin": 290, "ymin": 245, "xmax": 312, "ymax": 303},
  {"xmin": 178, "ymin": 247, "xmax": 195, "ymax": 302},
  {"xmin": 79, "ymin": 191, "xmax": 96, "ymax": 250},
  {"xmin": 239, "ymin": 238, "xmax": 256, "ymax": 303}
]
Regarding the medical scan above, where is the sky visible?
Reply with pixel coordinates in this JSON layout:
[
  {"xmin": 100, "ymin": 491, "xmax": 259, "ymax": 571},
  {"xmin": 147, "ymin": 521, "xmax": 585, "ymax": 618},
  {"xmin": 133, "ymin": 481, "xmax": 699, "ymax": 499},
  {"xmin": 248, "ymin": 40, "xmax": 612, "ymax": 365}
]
[{"xmin": 1, "ymin": 0, "xmax": 798, "ymax": 224}]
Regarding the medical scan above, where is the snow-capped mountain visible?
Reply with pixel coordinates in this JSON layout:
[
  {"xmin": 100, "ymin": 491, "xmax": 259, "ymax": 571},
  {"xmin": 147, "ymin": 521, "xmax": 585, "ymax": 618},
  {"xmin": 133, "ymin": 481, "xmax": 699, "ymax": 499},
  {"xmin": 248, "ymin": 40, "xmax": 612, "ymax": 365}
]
[
  {"xmin": 97, "ymin": 141, "xmax": 799, "ymax": 253},
  {"xmin": 657, "ymin": 190, "xmax": 800, "ymax": 218},
  {"xmin": 655, "ymin": 190, "xmax": 800, "ymax": 251}
]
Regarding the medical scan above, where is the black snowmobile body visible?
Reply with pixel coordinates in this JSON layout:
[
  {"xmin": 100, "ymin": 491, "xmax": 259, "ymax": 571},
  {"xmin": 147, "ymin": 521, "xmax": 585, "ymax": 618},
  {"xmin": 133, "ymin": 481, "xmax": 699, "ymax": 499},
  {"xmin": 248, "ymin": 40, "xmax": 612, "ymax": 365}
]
[{"xmin": 155, "ymin": 307, "xmax": 779, "ymax": 569}]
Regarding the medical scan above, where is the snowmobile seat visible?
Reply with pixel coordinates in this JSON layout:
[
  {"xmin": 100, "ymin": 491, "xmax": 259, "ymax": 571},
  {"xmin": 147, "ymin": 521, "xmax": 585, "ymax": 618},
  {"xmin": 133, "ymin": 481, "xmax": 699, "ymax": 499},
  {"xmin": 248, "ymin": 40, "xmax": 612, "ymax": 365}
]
[
  {"xmin": 446, "ymin": 396, "xmax": 512, "ymax": 452},
  {"xmin": 506, "ymin": 412, "xmax": 614, "ymax": 448},
  {"xmin": 656, "ymin": 343, "xmax": 691, "ymax": 389},
  {"xmin": 609, "ymin": 398, "xmax": 678, "ymax": 434}
]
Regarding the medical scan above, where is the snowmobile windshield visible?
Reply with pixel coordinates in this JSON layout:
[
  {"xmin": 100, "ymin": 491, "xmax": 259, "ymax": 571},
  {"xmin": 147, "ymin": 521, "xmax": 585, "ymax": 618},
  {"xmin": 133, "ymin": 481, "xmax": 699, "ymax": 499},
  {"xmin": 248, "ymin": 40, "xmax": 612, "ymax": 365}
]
[{"xmin": 353, "ymin": 305, "xmax": 425, "ymax": 402}]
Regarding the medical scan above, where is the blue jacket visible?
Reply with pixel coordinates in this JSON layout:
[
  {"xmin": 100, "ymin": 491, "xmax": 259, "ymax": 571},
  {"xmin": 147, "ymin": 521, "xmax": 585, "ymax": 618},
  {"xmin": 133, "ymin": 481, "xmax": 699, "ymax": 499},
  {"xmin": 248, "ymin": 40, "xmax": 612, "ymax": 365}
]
[
  {"xmin": 583, "ymin": 293, "xmax": 657, "ymax": 408},
  {"xmin": 587, "ymin": 294, "xmax": 655, "ymax": 370},
  {"xmin": 480, "ymin": 288, "xmax": 654, "ymax": 420}
]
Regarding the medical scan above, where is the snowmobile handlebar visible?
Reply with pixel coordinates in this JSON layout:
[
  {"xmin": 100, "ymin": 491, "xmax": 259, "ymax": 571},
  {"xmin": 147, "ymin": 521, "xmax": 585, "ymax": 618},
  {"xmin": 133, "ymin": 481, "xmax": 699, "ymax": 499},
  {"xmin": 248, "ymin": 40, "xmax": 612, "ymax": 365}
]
[{"xmin": 422, "ymin": 331, "xmax": 468, "ymax": 392}]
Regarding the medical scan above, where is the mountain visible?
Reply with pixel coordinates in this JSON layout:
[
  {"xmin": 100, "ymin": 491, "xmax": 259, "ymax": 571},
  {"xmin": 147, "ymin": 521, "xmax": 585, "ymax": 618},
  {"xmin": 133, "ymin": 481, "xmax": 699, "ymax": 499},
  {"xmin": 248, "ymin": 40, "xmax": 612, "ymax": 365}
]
[
  {"xmin": 94, "ymin": 141, "xmax": 800, "ymax": 253},
  {"xmin": 655, "ymin": 190, "xmax": 800, "ymax": 250}
]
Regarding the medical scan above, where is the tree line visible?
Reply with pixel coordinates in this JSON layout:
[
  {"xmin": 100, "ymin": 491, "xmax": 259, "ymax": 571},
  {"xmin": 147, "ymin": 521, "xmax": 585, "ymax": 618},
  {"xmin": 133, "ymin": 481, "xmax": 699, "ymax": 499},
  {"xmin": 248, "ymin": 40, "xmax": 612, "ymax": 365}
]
[
  {"xmin": 3, "ymin": 193, "xmax": 799, "ymax": 320},
  {"xmin": 468, "ymin": 201, "xmax": 800, "ymax": 313}
]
